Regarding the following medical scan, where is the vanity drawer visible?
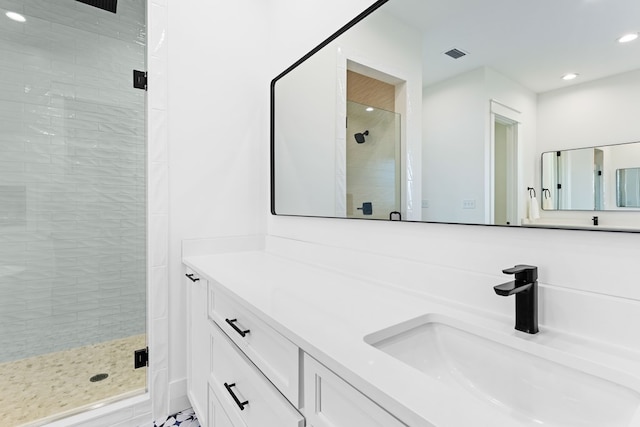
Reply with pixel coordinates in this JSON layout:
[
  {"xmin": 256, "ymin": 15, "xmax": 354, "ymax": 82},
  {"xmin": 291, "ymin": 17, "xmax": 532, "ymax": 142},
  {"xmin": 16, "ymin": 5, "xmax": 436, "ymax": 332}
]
[
  {"xmin": 303, "ymin": 353, "xmax": 407, "ymax": 427},
  {"xmin": 210, "ymin": 323, "xmax": 305, "ymax": 427},
  {"xmin": 208, "ymin": 283, "xmax": 299, "ymax": 405}
]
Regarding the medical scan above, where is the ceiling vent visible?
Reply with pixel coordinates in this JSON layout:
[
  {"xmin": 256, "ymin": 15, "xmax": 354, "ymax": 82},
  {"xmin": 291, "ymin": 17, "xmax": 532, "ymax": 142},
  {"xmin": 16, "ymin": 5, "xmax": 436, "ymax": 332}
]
[
  {"xmin": 444, "ymin": 48, "xmax": 468, "ymax": 59},
  {"xmin": 75, "ymin": 0, "xmax": 117, "ymax": 13}
]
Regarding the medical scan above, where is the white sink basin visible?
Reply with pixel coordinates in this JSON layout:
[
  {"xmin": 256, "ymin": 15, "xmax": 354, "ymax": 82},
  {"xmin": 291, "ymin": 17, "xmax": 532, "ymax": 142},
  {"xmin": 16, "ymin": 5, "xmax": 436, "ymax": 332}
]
[{"xmin": 365, "ymin": 314, "xmax": 640, "ymax": 426}]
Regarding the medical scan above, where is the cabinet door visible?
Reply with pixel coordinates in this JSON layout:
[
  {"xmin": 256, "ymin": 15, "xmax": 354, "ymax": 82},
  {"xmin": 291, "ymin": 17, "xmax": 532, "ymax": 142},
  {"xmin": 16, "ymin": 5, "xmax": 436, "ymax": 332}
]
[
  {"xmin": 303, "ymin": 353, "xmax": 407, "ymax": 427},
  {"xmin": 186, "ymin": 267, "xmax": 209, "ymax": 425},
  {"xmin": 208, "ymin": 385, "xmax": 236, "ymax": 427}
]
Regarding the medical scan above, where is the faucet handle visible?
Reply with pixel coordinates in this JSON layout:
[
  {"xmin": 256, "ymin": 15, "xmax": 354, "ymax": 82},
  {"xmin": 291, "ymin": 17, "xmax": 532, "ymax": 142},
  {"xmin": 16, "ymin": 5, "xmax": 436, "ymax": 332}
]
[{"xmin": 502, "ymin": 264, "xmax": 538, "ymax": 283}]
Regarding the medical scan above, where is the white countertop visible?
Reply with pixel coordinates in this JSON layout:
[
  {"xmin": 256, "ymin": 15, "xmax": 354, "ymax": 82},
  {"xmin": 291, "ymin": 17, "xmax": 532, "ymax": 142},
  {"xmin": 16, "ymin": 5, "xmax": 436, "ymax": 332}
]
[{"xmin": 183, "ymin": 250, "xmax": 640, "ymax": 427}]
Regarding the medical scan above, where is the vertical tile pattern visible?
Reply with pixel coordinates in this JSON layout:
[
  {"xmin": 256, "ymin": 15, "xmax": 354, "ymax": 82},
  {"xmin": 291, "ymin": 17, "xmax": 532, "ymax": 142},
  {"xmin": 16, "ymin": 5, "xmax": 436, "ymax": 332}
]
[{"xmin": 0, "ymin": 0, "xmax": 147, "ymax": 361}]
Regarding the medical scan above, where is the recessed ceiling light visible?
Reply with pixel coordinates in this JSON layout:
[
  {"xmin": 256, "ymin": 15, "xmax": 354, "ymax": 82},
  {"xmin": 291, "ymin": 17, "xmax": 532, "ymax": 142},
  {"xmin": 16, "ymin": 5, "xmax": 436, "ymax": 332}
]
[
  {"xmin": 618, "ymin": 33, "xmax": 638, "ymax": 43},
  {"xmin": 5, "ymin": 11, "xmax": 26, "ymax": 22},
  {"xmin": 562, "ymin": 73, "xmax": 579, "ymax": 81},
  {"xmin": 365, "ymin": 107, "xmax": 374, "ymax": 112}
]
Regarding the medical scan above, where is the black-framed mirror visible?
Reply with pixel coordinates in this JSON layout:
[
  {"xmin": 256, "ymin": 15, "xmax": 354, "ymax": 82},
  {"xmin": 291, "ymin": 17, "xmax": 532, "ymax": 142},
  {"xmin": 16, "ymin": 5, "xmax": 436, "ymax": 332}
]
[{"xmin": 271, "ymin": 0, "xmax": 640, "ymax": 231}]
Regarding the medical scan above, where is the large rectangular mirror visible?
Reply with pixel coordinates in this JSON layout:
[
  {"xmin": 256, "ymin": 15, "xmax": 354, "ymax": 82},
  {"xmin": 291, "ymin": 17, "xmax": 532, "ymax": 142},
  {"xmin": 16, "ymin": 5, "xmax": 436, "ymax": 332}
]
[{"xmin": 271, "ymin": 0, "xmax": 640, "ymax": 231}]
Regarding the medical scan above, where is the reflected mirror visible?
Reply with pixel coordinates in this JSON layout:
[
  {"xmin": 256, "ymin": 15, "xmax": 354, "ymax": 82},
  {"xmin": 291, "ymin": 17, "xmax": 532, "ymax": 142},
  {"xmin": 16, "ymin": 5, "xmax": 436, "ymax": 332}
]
[
  {"xmin": 541, "ymin": 142, "xmax": 640, "ymax": 211},
  {"xmin": 272, "ymin": 0, "xmax": 640, "ymax": 230}
]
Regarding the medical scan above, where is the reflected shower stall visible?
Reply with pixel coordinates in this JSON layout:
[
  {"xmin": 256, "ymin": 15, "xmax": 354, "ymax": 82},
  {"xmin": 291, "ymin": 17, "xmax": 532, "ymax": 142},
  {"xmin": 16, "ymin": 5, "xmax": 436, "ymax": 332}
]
[
  {"xmin": 346, "ymin": 101, "xmax": 401, "ymax": 219},
  {"xmin": 0, "ymin": 0, "xmax": 147, "ymax": 424}
]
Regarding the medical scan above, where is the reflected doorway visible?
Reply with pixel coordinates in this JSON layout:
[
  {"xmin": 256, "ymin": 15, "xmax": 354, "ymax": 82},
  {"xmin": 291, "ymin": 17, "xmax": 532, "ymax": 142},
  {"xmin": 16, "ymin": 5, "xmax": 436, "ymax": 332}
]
[
  {"xmin": 493, "ymin": 115, "xmax": 519, "ymax": 225},
  {"xmin": 346, "ymin": 70, "xmax": 401, "ymax": 220}
]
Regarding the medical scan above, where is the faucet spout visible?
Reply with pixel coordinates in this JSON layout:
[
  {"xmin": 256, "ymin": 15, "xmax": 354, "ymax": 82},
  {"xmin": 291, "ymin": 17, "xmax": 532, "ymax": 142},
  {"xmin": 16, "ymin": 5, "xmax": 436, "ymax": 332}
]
[
  {"xmin": 493, "ymin": 280, "xmax": 533, "ymax": 296},
  {"xmin": 494, "ymin": 265, "xmax": 539, "ymax": 334}
]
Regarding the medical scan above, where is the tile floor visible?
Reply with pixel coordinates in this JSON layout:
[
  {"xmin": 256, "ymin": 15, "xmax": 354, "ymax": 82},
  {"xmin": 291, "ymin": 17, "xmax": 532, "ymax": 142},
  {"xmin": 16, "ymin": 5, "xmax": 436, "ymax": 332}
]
[
  {"xmin": 0, "ymin": 334, "xmax": 147, "ymax": 426},
  {"xmin": 148, "ymin": 408, "xmax": 200, "ymax": 427}
]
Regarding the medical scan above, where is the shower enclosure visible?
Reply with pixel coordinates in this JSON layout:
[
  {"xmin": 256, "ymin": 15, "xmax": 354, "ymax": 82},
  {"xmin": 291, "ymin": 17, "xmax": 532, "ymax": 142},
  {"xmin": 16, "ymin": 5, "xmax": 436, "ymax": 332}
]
[
  {"xmin": 0, "ymin": 0, "xmax": 147, "ymax": 424},
  {"xmin": 346, "ymin": 100, "xmax": 401, "ymax": 219}
]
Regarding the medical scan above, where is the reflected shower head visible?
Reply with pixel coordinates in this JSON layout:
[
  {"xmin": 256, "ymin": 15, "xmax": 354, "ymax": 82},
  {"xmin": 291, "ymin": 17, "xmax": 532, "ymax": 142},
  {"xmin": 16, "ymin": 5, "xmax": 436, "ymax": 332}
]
[{"xmin": 354, "ymin": 130, "xmax": 369, "ymax": 144}]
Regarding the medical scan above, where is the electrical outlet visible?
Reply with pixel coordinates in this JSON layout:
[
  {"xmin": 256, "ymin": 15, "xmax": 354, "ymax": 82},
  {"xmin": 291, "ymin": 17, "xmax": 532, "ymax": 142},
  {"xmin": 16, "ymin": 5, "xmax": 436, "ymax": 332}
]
[
  {"xmin": 462, "ymin": 199, "xmax": 476, "ymax": 209},
  {"xmin": 422, "ymin": 200, "xmax": 429, "ymax": 208}
]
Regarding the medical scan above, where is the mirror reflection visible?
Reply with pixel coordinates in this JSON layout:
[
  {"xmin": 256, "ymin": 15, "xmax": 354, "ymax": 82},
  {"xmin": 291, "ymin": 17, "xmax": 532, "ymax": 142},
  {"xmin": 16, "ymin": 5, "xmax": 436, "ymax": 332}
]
[
  {"xmin": 617, "ymin": 167, "xmax": 640, "ymax": 208},
  {"xmin": 272, "ymin": 0, "xmax": 640, "ymax": 230},
  {"xmin": 541, "ymin": 142, "xmax": 640, "ymax": 211}
]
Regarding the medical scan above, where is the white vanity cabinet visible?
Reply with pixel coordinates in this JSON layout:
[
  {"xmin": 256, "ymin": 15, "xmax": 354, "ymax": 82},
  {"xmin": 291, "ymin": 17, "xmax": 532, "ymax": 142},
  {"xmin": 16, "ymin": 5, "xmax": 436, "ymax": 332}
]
[
  {"xmin": 185, "ymin": 268, "xmax": 210, "ymax": 426},
  {"xmin": 302, "ymin": 354, "xmax": 408, "ymax": 427},
  {"xmin": 184, "ymin": 257, "xmax": 409, "ymax": 427}
]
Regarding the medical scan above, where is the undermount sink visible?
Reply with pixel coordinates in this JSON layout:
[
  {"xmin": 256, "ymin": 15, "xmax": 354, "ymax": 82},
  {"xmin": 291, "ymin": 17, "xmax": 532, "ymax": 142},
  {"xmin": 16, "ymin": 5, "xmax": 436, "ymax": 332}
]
[{"xmin": 365, "ymin": 314, "xmax": 640, "ymax": 426}]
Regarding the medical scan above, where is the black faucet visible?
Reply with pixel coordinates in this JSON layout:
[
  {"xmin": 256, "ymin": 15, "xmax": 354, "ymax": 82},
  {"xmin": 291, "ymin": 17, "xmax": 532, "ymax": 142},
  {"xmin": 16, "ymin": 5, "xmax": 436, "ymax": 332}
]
[{"xmin": 494, "ymin": 265, "xmax": 539, "ymax": 334}]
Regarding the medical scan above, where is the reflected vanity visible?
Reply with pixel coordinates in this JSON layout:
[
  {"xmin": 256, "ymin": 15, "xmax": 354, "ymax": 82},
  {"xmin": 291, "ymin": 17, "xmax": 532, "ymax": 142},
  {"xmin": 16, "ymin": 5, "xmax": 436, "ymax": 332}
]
[{"xmin": 271, "ymin": 0, "xmax": 640, "ymax": 231}]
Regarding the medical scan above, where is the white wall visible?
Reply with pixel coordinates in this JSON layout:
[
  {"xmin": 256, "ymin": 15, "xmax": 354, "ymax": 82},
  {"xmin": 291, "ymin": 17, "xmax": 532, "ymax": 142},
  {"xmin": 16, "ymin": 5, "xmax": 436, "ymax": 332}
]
[
  {"xmin": 167, "ymin": 0, "xmax": 268, "ymax": 400},
  {"xmin": 422, "ymin": 67, "xmax": 537, "ymax": 224},
  {"xmin": 538, "ymin": 69, "xmax": 640, "ymax": 151},
  {"xmin": 423, "ymin": 68, "xmax": 486, "ymax": 223}
]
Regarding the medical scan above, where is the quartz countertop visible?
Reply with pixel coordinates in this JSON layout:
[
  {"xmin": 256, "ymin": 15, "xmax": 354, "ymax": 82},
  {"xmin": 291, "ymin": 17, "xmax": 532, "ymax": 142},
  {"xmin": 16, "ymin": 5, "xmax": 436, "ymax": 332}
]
[{"xmin": 183, "ymin": 250, "xmax": 640, "ymax": 427}]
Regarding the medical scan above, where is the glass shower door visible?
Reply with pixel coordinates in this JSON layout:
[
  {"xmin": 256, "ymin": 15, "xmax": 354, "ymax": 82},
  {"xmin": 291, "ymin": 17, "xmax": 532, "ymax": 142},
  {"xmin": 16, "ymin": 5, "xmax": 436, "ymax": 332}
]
[
  {"xmin": 0, "ymin": 0, "xmax": 147, "ymax": 424},
  {"xmin": 346, "ymin": 100, "xmax": 401, "ymax": 219}
]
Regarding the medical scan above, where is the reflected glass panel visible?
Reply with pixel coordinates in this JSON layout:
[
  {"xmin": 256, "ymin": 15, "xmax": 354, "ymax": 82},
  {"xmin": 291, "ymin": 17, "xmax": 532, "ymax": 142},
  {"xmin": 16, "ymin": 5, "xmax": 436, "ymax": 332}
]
[
  {"xmin": 346, "ymin": 101, "xmax": 401, "ymax": 219},
  {"xmin": 617, "ymin": 168, "xmax": 640, "ymax": 207}
]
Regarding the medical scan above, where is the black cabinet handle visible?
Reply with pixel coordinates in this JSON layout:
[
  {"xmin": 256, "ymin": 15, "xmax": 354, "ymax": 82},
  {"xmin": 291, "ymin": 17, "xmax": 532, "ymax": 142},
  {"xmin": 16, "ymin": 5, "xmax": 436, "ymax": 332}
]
[
  {"xmin": 185, "ymin": 273, "xmax": 200, "ymax": 282},
  {"xmin": 224, "ymin": 382, "xmax": 248, "ymax": 411},
  {"xmin": 225, "ymin": 318, "xmax": 250, "ymax": 337}
]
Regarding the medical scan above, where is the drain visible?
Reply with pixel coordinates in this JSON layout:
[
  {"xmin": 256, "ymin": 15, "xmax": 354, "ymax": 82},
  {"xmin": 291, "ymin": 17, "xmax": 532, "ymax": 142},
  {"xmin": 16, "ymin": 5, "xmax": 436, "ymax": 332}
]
[{"xmin": 90, "ymin": 373, "xmax": 109, "ymax": 382}]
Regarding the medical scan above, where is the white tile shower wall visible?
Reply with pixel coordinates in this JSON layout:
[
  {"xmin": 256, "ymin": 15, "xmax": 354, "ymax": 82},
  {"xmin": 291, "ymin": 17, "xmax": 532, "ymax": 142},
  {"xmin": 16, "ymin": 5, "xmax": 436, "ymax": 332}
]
[{"xmin": 0, "ymin": 0, "xmax": 147, "ymax": 362}]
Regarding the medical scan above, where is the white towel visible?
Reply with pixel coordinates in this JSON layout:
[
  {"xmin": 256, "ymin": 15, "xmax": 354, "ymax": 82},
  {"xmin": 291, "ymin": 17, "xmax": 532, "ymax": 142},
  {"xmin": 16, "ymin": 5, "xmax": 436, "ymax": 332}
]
[
  {"xmin": 542, "ymin": 196, "xmax": 553, "ymax": 210},
  {"xmin": 528, "ymin": 197, "xmax": 541, "ymax": 220}
]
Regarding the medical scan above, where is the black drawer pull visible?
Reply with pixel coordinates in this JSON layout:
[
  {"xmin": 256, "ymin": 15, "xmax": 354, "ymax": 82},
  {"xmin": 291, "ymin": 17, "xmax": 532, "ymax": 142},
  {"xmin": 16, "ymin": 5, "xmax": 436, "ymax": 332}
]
[
  {"xmin": 224, "ymin": 382, "xmax": 249, "ymax": 411},
  {"xmin": 225, "ymin": 318, "xmax": 250, "ymax": 337},
  {"xmin": 185, "ymin": 273, "xmax": 200, "ymax": 282}
]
